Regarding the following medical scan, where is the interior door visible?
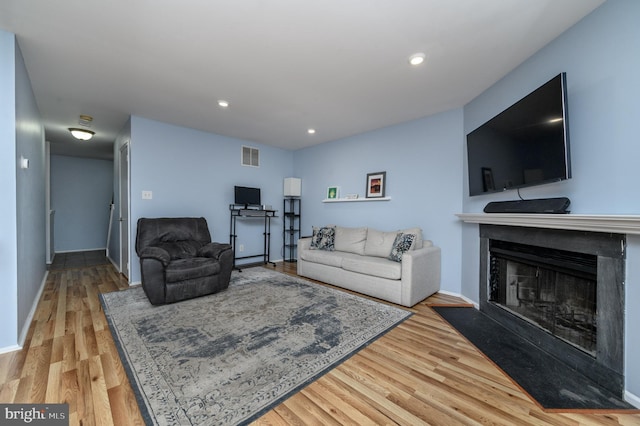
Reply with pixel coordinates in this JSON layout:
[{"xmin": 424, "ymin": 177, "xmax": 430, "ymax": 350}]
[{"xmin": 119, "ymin": 143, "xmax": 130, "ymax": 279}]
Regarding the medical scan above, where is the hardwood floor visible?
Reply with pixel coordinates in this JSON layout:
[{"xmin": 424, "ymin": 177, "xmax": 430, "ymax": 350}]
[{"xmin": 1, "ymin": 260, "xmax": 639, "ymax": 425}]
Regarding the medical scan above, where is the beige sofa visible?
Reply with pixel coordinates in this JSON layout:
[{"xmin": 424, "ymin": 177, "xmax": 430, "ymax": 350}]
[{"xmin": 297, "ymin": 226, "xmax": 441, "ymax": 307}]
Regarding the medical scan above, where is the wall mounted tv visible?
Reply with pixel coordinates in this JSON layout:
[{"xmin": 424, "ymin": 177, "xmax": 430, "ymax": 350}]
[
  {"xmin": 466, "ymin": 73, "xmax": 571, "ymax": 196},
  {"xmin": 234, "ymin": 186, "xmax": 261, "ymax": 207}
]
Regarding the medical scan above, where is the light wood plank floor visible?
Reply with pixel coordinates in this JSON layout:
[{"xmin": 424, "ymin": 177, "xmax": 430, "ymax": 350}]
[{"xmin": 1, "ymin": 260, "xmax": 639, "ymax": 425}]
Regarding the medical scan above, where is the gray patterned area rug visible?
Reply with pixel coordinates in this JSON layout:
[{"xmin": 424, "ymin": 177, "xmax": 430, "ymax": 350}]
[{"xmin": 100, "ymin": 267, "xmax": 411, "ymax": 425}]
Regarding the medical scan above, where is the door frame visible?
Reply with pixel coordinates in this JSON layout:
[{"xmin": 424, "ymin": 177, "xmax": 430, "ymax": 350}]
[{"xmin": 119, "ymin": 142, "xmax": 130, "ymax": 279}]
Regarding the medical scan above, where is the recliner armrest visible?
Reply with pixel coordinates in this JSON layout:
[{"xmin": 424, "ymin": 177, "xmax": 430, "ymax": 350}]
[
  {"xmin": 198, "ymin": 242, "xmax": 232, "ymax": 260},
  {"xmin": 139, "ymin": 246, "xmax": 171, "ymax": 266}
]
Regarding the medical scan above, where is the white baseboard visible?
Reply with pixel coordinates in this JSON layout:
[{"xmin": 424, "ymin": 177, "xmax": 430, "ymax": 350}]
[
  {"xmin": 437, "ymin": 289, "xmax": 479, "ymax": 309},
  {"xmin": 625, "ymin": 390, "xmax": 640, "ymax": 408},
  {"xmin": 0, "ymin": 344, "xmax": 21, "ymax": 355},
  {"xmin": 17, "ymin": 270, "xmax": 49, "ymax": 348},
  {"xmin": 55, "ymin": 247, "xmax": 107, "ymax": 254},
  {"xmin": 107, "ymin": 255, "xmax": 119, "ymax": 270}
]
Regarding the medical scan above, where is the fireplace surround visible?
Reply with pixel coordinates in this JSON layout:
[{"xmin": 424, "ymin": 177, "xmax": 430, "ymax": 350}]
[{"xmin": 479, "ymin": 224, "xmax": 625, "ymax": 396}]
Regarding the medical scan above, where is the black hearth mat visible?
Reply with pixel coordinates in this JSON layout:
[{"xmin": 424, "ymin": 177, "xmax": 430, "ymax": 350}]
[{"xmin": 432, "ymin": 306, "xmax": 637, "ymax": 411}]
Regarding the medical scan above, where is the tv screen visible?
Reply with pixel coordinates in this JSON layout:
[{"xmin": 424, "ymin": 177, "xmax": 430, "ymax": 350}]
[
  {"xmin": 234, "ymin": 186, "xmax": 261, "ymax": 207},
  {"xmin": 466, "ymin": 73, "xmax": 571, "ymax": 196}
]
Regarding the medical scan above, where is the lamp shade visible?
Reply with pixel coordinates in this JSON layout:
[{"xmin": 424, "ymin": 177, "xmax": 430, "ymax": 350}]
[{"xmin": 284, "ymin": 177, "xmax": 301, "ymax": 197}]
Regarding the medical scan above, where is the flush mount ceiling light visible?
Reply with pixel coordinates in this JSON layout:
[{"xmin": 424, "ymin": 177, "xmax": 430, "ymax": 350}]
[
  {"xmin": 218, "ymin": 100, "xmax": 229, "ymax": 108},
  {"xmin": 408, "ymin": 52, "xmax": 426, "ymax": 66},
  {"xmin": 69, "ymin": 128, "xmax": 95, "ymax": 140},
  {"xmin": 307, "ymin": 128, "xmax": 316, "ymax": 135}
]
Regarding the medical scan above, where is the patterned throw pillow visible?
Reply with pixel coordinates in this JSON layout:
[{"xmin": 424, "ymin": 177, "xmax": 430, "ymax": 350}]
[
  {"xmin": 388, "ymin": 233, "xmax": 416, "ymax": 262},
  {"xmin": 310, "ymin": 226, "xmax": 335, "ymax": 251}
]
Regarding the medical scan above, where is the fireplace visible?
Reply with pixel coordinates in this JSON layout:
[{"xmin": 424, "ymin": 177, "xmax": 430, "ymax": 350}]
[{"xmin": 479, "ymin": 225, "xmax": 625, "ymax": 396}]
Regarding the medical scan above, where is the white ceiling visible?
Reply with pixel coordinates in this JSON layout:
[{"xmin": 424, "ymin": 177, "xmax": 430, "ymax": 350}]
[{"xmin": 0, "ymin": 0, "xmax": 605, "ymax": 160}]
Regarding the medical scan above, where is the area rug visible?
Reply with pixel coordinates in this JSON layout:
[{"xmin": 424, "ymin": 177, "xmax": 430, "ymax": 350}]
[
  {"xmin": 100, "ymin": 268, "xmax": 411, "ymax": 425},
  {"xmin": 433, "ymin": 306, "xmax": 637, "ymax": 411}
]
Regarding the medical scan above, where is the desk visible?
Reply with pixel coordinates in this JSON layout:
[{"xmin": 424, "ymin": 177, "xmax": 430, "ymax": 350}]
[{"xmin": 229, "ymin": 205, "xmax": 277, "ymax": 270}]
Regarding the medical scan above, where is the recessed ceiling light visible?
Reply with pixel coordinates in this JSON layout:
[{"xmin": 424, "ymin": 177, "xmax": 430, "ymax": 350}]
[
  {"xmin": 307, "ymin": 128, "xmax": 316, "ymax": 135},
  {"xmin": 408, "ymin": 52, "xmax": 426, "ymax": 66},
  {"xmin": 218, "ymin": 100, "xmax": 229, "ymax": 108}
]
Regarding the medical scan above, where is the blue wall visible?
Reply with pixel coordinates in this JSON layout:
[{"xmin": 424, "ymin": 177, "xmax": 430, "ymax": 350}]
[
  {"xmin": 15, "ymin": 40, "xmax": 46, "ymax": 342},
  {"xmin": 0, "ymin": 30, "xmax": 18, "ymax": 350},
  {"xmin": 51, "ymin": 155, "xmax": 114, "ymax": 252},
  {"xmin": 0, "ymin": 30, "xmax": 46, "ymax": 350},
  {"xmin": 293, "ymin": 109, "xmax": 464, "ymax": 293},
  {"xmin": 128, "ymin": 116, "xmax": 294, "ymax": 283},
  {"xmin": 461, "ymin": 0, "xmax": 640, "ymax": 399}
]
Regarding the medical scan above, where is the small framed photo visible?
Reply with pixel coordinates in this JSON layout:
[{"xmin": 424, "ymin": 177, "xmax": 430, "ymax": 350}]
[
  {"xmin": 366, "ymin": 172, "xmax": 386, "ymax": 198},
  {"xmin": 327, "ymin": 186, "xmax": 340, "ymax": 199},
  {"xmin": 482, "ymin": 167, "xmax": 495, "ymax": 192}
]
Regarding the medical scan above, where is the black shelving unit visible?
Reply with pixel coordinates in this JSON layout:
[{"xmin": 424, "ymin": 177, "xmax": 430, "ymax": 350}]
[
  {"xmin": 229, "ymin": 204, "xmax": 277, "ymax": 271},
  {"xmin": 283, "ymin": 197, "xmax": 301, "ymax": 262}
]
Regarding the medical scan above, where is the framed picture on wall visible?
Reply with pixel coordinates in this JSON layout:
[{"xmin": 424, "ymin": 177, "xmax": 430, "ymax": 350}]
[
  {"xmin": 366, "ymin": 172, "xmax": 386, "ymax": 198},
  {"xmin": 482, "ymin": 167, "xmax": 495, "ymax": 192},
  {"xmin": 327, "ymin": 186, "xmax": 340, "ymax": 199}
]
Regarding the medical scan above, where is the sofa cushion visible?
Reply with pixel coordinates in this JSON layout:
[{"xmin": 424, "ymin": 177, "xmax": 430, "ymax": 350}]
[
  {"xmin": 388, "ymin": 233, "xmax": 416, "ymax": 262},
  {"xmin": 334, "ymin": 226, "xmax": 368, "ymax": 255},
  {"xmin": 364, "ymin": 229, "xmax": 399, "ymax": 258},
  {"xmin": 300, "ymin": 248, "xmax": 344, "ymax": 268},
  {"xmin": 342, "ymin": 255, "xmax": 402, "ymax": 280},
  {"xmin": 310, "ymin": 226, "xmax": 335, "ymax": 251}
]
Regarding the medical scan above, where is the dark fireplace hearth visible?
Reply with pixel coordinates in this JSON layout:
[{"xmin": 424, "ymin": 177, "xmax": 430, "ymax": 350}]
[{"xmin": 479, "ymin": 225, "xmax": 625, "ymax": 397}]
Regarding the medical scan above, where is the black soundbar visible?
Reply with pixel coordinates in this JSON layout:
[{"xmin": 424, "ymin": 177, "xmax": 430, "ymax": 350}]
[{"xmin": 484, "ymin": 197, "xmax": 570, "ymax": 214}]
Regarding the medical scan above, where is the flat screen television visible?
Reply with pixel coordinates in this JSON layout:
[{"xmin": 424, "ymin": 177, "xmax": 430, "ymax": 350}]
[
  {"xmin": 234, "ymin": 186, "xmax": 261, "ymax": 207},
  {"xmin": 466, "ymin": 73, "xmax": 571, "ymax": 196}
]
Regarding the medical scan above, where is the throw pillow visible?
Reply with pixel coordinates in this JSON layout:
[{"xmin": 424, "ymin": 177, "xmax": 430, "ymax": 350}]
[
  {"xmin": 310, "ymin": 226, "xmax": 335, "ymax": 251},
  {"xmin": 388, "ymin": 233, "xmax": 416, "ymax": 262},
  {"xmin": 399, "ymin": 227, "xmax": 423, "ymax": 250}
]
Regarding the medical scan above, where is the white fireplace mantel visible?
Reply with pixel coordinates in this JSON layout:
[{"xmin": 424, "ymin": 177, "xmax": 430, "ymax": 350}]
[{"xmin": 456, "ymin": 213, "xmax": 640, "ymax": 235}]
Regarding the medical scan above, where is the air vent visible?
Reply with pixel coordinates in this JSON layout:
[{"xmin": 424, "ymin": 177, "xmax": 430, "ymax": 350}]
[{"xmin": 242, "ymin": 146, "xmax": 259, "ymax": 167}]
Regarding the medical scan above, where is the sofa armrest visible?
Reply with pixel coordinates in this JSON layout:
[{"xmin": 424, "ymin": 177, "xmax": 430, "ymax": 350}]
[
  {"xmin": 198, "ymin": 242, "xmax": 232, "ymax": 260},
  {"xmin": 298, "ymin": 237, "xmax": 312, "ymax": 254},
  {"xmin": 400, "ymin": 243, "xmax": 441, "ymax": 306},
  {"xmin": 139, "ymin": 246, "xmax": 170, "ymax": 266}
]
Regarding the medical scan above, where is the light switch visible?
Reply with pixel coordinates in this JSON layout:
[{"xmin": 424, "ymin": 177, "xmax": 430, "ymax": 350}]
[{"xmin": 142, "ymin": 190, "xmax": 153, "ymax": 200}]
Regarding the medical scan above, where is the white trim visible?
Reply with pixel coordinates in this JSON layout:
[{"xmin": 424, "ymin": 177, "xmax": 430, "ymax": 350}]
[
  {"xmin": 436, "ymin": 290, "xmax": 479, "ymax": 309},
  {"xmin": 107, "ymin": 255, "xmax": 119, "ymax": 270},
  {"xmin": 0, "ymin": 344, "xmax": 21, "ymax": 355},
  {"xmin": 17, "ymin": 271, "xmax": 48, "ymax": 347},
  {"xmin": 323, "ymin": 197, "xmax": 391, "ymax": 203},
  {"xmin": 624, "ymin": 390, "xmax": 640, "ymax": 408},
  {"xmin": 456, "ymin": 213, "xmax": 640, "ymax": 235},
  {"xmin": 54, "ymin": 247, "xmax": 107, "ymax": 254}
]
